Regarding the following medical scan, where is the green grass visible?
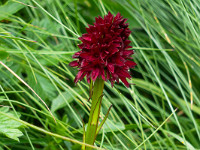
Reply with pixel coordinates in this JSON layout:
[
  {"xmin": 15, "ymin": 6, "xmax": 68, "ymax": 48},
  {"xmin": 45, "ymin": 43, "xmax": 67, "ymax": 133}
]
[{"xmin": 0, "ymin": 0, "xmax": 200, "ymax": 149}]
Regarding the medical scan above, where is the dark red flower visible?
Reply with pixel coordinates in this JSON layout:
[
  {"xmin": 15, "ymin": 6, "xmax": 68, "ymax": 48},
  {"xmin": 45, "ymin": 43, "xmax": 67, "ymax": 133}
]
[{"xmin": 69, "ymin": 12, "xmax": 136, "ymax": 87}]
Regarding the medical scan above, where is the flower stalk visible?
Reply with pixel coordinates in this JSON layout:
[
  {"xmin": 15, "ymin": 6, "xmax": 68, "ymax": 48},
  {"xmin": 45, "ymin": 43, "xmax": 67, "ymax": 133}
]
[
  {"xmin": 84, "ymin": 78, "xmax": 104, "ymax": 150},
  {"xmin": 69, "ymin": 11, "xmax": 136, "ymax": 149}
]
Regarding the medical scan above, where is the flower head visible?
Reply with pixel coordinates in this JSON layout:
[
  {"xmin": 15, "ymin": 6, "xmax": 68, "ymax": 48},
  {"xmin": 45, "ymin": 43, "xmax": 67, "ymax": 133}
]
[{"xmin": 69, "ymin": 12, "xmax": 136, "ymax": 87}]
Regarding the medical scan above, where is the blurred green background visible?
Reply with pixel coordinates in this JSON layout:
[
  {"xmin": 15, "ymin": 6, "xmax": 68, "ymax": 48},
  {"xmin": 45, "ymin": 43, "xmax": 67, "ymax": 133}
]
[{"xmin": 0, "ymin": 0, "xmax": 200, "ymax": 149}]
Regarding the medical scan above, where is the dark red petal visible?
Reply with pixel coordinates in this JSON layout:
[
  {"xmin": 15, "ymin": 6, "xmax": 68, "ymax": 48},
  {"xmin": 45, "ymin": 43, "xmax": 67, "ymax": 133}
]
[
  {"xmin": 80, "ymin": 59, "xmax": 89, "ymax": 67},
  {"xmin": 106, "ymin": 69, "xmax": 111, "ymax": 80},
  {"xmin": 74, "ymin": 71, "xmax": 83, "ymax": 83},
  {"xmin": 121, "ymin": 18, "xmax": 128, "ymax": 24},
  {"xmin": 125, "ymin": 46, "xmax": 132, "ymax": 49},
  {"xmin": 112, "ymin": 43, "xmax": 121, "ymax": 47},
  {"xmin": 114, "ymin": 12, "xmax": 122, "ymax": 21},
  {"xmin": 109, "ymin": 47, "xmax": 119, "ymax": 55},
  {"xmin": 104, "ymin": 11, "xmax": 113, "ymax": 23},
  {"xmin": 123, "ymin": 50, "xmax": 134, "ymax": 56},
  {"xmin": 101, "ymin": 69, "xmax": 106, "ymax": 80},
  {"xmin": 79, "ymin": 72, "xmax": 87, "ymax": 81},
  {"xmin": 115, "ymin": 57, "xmax": 124, "ymax": 66},
  {"xmin": 100, "ymin": 52, "xmax": 107, "ymax": 60},
  {"xmin": 79, "ymin": 34, "xmax": 92, "ymax": 42},
  {"xmin": 124, "ymin": 40, "xmax": 131, "ymax": 45},
  {"xmin": 86, "ymin": 73, "xmax": 91, "ymax": 83},
  {"xmin": 78, "ymin": 43, "xmax": 84, "ymax": 49},
  {"xmin": 86, "ymin": 24, "xmax": 95, "ymax": 33},
  {"xmin": 95, "ymin": 16, "xmax": 104, "ymax": 24},
  {"xmin": 119, "ymin": 70, "xmax": 131, "ymax": 78},
  {"xmin": 82, "ymin": 34, "xmax": 92, "ymax": 41},
  {"xmin": 80, "ymin": 53, "xmax": 96, "ymax": 61},
  {"xmin": 107, "ymin": 64, "xmax": 114, "ymax": 73},
  {"xmin": 69, "ymin": 61, "xmax": 78, "ymax": 67},
  {"xmin": 92, "ymin": 68, "xmax": 100, "ymax": 81},
  {"xmin": 125, "ymin": 61, "xmax": 137, "ymax": 67},
  {"xmin": 119, "ymin": 76, "xmax": 129, "ymax": 87},
  {"xmin": 72, "ymin": 52, "xmax": 81, "ymax": 58}
]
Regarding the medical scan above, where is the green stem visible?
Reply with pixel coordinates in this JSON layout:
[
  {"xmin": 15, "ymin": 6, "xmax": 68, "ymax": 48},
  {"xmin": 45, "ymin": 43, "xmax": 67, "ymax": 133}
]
[{"xmin": 84, "ymin": 78, "xmax": 104, "ymax": 150}]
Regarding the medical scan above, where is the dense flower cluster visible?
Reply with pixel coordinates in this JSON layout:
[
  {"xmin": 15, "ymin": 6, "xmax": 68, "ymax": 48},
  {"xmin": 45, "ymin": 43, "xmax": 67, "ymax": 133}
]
[{"xmin": 69, "ymin": 12, "xmax": 136, "ymax": 87}]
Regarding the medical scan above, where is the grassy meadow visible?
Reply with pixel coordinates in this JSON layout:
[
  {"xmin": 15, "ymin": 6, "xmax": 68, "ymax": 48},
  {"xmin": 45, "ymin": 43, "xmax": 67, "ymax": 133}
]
[{"xmin": 0, "ymin": 0, "xmax": 200, "ymax": 149}]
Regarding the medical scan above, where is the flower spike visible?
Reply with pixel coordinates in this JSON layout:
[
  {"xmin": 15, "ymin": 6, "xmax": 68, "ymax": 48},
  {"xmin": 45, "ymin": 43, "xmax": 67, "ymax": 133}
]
[{"xmin": 69, "ymin": 12, "xmax": 136, "ymax": 87}]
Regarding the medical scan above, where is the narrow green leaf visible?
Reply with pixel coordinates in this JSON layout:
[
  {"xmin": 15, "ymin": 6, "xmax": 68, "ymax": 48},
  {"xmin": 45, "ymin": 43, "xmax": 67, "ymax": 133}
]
[
  {"xmin": 164, "ymin": 130, "xmax": 196, "ymax": 150},
  {"xmin": 96, "ymin": 105, "xmax": 112, "ymax": 135}
]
